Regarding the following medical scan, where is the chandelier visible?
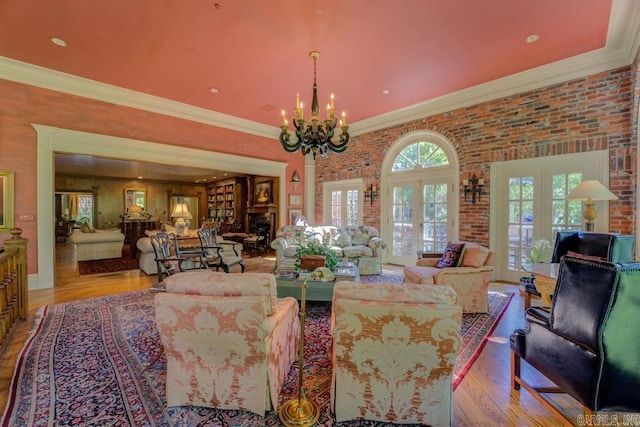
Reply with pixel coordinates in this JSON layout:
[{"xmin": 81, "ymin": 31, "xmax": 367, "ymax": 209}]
[{"xmin": 279, "ymin": 51, "xmax": 349, "ymax": 159}]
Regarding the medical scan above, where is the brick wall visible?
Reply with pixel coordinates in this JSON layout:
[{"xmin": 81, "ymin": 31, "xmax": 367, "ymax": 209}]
[{"xmin": 316, "ymin": 60, "xmax": 640, "ymax": 244}]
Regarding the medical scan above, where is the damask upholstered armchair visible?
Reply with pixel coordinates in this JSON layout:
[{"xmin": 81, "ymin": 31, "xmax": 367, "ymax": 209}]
[
  {"xmin": 154, "ymin": 271, "xmax": 300, "ymax": 416},
  {"xmin": 331, "ymin": 281, "xmax": 462, "ymax": 425},
  {"xmin": 403, "ymin": 241, "xmax": 494, "ymax": 313}
]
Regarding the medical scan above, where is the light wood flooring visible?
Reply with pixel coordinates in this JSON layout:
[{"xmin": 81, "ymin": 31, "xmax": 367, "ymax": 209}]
[{"xmin": 0, "ymin": 242, "xmax": 587, "ymax": 425}]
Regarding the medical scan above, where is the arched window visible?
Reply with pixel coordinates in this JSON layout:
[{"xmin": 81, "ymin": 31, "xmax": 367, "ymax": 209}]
[{"xmin": 392, "ymin": 142, "xmax": 449, "ymax": 171}]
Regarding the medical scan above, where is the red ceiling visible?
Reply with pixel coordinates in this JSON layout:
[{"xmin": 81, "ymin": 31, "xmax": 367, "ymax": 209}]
[{"xmin": 0, "ymin": 0, "xmax": 612, "ymax": 126}]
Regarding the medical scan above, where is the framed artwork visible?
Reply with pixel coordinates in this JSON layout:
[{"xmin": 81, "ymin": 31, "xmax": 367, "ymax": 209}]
[
  {"xmin": 254, "ymin": 181, "xmax": 272, "ymax": 205},
  {"xmin": 0, "ymin": 170, "xmax": 15, "ymax": 233},
  {"xmin": 289, "ymin": 194, "xmax": 301, "ymax": 207},
  {"xmin": 289, "ymin": 209, "xmax": 302, "ymax": 225}
]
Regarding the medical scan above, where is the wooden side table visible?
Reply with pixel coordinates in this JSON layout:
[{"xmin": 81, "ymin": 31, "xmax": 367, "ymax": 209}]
[{"xmin": 523, "ymin": 263, "xmax": 560, "ymax": 309}]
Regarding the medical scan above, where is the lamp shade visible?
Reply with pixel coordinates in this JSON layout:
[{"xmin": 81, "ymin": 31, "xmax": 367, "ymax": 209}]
[
  {"xmin": 566, "ymin": 180, "xmax": 618, "ymax": 201},
  {"xmin": 171, "ymin": 203, "xmax": 191, "ymax": 219}
]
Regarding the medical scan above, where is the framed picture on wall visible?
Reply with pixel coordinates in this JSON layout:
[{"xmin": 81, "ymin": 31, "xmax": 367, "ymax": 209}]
[
  {"xmin": 289, "ymin": 209, "xmax": 302, "ymax": 225},
  {"xmin": 0, "ymin": 170, "xmax": 14, "ymax": 233},
  {"xmin": 289, "ymin": 194, "xmax": 301, "ymax": 207},
  {"xmin": 254, "ymin": 181, "xmax": 272, "ymax": 205}
]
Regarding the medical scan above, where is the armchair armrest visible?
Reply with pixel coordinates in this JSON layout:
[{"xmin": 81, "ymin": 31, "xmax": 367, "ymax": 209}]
[
  {"xmin": 271, "ymin": 236, "xmax": 290, "ymax": 250},
  {"xmin": 217, "ymin": 241, "xmax": 241, "ymax": 256},
  {"xmin": 435, "ymin": 265, "xmax": 494, "ymax": 276},
  {"xmin": 367, "ymin": 237, "xmax": 386, "ymax": 255},
  {"xmin": 416, "ymin": 257, "xmax": 440, "ymax": 267},
  {"xmin": 201, "ymin": 244, "xmax": 224, "ymax": 258}
]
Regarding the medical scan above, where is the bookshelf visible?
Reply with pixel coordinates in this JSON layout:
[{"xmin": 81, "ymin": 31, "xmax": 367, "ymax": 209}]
[{"xmin": 206, "ymin": 178, "xmax": 246, "ymax": 224}]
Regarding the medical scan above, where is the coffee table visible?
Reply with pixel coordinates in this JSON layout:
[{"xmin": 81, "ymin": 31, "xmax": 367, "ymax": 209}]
[{"xmin": 276, "ymin": 265, "xmax": 360, "ymax": 302}]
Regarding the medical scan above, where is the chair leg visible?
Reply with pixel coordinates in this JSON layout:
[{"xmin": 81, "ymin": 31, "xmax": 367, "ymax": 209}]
[
  {"xmin": 239, "ymin": 259, "xmax": 245, "ymax": 273},
  {"xmin": 511, "ymin": 350, "xmax": 521, "ymax": 391}
]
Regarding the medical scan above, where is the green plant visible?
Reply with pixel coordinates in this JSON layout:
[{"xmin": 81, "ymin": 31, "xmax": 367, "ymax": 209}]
[
  {"xmin": 295, "ymin": 240, "xmax": 340, "ymax": 272},
  {"xmin": 527, "ymin": 239, "xmax": 553, "ymax": 263}
]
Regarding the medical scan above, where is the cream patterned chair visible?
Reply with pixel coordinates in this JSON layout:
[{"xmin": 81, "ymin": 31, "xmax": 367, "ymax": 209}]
[
  {"xmin": 154, "ymin": 271, "xmax": 300, "ymax": 416},
  {"xmin": 331, "ymin": 281, "xmax": 462, "ymax": 425},
  {"xmin": 404, "ymin": 241, "xmax": 494, "ymax": 313}
]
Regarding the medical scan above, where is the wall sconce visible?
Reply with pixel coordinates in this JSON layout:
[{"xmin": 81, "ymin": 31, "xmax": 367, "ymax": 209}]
[
  {"xmin": 364, "ymin": 183, "xmax": 378, "ymax": 205},
  {"xmin": 291, "ymin": 169, "xmax": 300, "ymax": 191},
  {"xmin": 463, "ymin": 174, "xmax": 484, "ymax": 204}
]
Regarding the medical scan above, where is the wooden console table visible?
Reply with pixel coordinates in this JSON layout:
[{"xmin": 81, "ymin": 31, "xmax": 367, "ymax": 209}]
[{"xmin": 120, "ymin": 220, "xmax": 156, "ymax": 243}]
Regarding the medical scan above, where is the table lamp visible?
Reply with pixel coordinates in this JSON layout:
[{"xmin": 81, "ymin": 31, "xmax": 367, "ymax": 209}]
[
  {"xmin": 566, "ymin": 179, "xmax": 618, "ymax": 231},
  {"xmin": 171, "ymin": 202, "xmax": 192, "ymax": 237}
]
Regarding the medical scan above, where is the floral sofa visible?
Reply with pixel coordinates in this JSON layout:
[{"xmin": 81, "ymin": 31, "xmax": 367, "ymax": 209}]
[{"xmin": 270, "ymin": 224, "xmax": 386, "ymax": 275}]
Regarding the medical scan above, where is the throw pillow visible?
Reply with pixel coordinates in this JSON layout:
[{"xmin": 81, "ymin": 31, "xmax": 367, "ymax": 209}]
[
  {"xmin": 461, "ymin": 245, "xmax": 490, "ymax": 268},
  {"xmin": 334, "ymin": 229, "xmax": 352, "ymax": 248},
  {"xmin": 436, "ymin": 242, "xmax": 465, "ymax": 268}
]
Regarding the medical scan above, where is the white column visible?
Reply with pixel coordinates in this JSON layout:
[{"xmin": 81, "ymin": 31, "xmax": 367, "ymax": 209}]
[{"xmin": 304, "ymin": 155, "xmax": 316, "ymax": 225}]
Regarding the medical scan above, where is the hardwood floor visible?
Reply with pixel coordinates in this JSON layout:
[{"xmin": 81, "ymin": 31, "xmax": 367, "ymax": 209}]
[{"xmin": 0, "ymin": 242, "xmax": 583, "ymax": 425}]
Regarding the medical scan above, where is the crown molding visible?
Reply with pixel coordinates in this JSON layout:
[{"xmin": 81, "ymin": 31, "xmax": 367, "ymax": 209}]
[
  {"xmin": 0, "ymin": 56, "xmax": 277, "ymax": 140},
  {"xmin": 1, "ymin": 1, "xmax": 638, "ymax": 140}
]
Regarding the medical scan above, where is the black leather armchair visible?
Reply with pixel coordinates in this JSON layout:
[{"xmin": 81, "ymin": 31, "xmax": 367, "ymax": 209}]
[
  {"xmin": 511, "ymin": 256, "xmax": 640, "ymax": 421},
  {"xmin": 551, "ymin": 231, "xmax": 635, "ymax": 263}
]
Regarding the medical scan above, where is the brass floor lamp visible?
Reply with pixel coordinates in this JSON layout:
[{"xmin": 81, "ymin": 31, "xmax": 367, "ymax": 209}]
[{"xmin": 278, "ymin": 280, "xmax": 320, "ymax": 426}]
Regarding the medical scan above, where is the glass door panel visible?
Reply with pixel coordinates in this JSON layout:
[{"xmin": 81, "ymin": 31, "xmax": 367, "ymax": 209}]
[
  {"xmin": 421, "ymin": 183, "xmax": 448, "ymax": 252},
  {"xmin": 507, "ymin": 176, "xmax": 534, "ymax": 271},
  {"xmin": 388, "ymin": 184, "xmax": 416, "ymax": 265}
]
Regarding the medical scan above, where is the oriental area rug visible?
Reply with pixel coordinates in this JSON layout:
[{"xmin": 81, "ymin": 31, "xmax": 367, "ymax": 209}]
[
  {"xmin": 77, "ymin": 244, "xmax": 139, "ymax": 275},
  {"xmin": 2, "ymin": 289, "xmax": 512, "ymax": 426}
]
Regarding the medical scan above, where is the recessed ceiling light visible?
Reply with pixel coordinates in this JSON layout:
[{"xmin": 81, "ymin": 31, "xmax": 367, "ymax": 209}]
[
  {"xmin": 137, "ymin": 176, "xmax": 143, "ymax": 180},
  {"xmin": 382, "ymin": 89, "xmax": 391, "ymax": 95},
  {"xmin": 525, "ymin": 34, "xmax": 540, "ymax": 43},
  {"xmin": 50, "ymin": 37, "xmax": 68, "ymax": 47},
  {"xmin": 209, "ymin": 87, "xmax": 219, "ymax": 94}
]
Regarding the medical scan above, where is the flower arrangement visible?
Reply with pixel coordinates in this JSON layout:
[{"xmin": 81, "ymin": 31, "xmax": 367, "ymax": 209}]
[{"xmin": 295, "ymin": 240, "xmax": 340, "ymax": 272}]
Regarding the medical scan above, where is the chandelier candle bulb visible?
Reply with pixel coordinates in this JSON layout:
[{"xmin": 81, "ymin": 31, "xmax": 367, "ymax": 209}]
[
  {"xmin": 478, "ymin": 179, "xmax": 484, "ymax": 185},
  {"xmin": 463, "ymin": 179, "xmax": 469, "ymax": 186},
  {"xmin": 342, "ymin": 111, "xmax": 347, "ymax": 126}
]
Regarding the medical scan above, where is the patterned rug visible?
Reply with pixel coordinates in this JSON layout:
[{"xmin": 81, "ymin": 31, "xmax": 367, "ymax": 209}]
[
  {"xmin": 2, "ymin": 290, "xmax": 512, "ymax": 426},
  {"xmin": 77, "ymin": 244, "xmax": 139, "ymax": 275}
]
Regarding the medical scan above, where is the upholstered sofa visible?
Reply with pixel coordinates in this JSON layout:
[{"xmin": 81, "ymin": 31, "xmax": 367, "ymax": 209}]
[
  {"xmin": 403, "ymin": 241, "xmax": 494, "ymax": 313},
  {"xmin": 136, "ymin": 229, "xmax": 243, "ymax": 275},
  {"xmin": 270, "ymin": 224, "xmax": 386, "ymax": 275},
  {"xmin": 155, "ymin": 271, "xmax": 300, "ymax": 416},
  {"xmin": 69, "ymin": 228, "xmax": 125, "ymax": 261}
]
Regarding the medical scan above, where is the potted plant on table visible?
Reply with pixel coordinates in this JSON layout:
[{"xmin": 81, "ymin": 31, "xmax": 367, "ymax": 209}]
[{"xmin": 295, "ymin": 240, "xmax": 340, "ymax": 272}]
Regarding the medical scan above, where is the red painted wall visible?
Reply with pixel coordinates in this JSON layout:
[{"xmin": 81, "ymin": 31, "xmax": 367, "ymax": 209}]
[{"xmin": 0, "ymin": 79, "xmax": 304, "ymax": 273}]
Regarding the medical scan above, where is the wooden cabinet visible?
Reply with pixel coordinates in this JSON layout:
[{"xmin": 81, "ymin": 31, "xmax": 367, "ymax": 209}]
[
  {"xmin": 207, "ymin": 178, "xmax": 247, "ymax": 225},
  {"xmin": 120, "ymin": 220, "xmax": 157, "ymax": 243}
]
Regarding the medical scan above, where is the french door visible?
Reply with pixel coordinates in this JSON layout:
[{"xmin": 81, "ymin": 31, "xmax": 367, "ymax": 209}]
[
  {"xmin": 492, "ymin": 151, "xmax": 610, "ymax": 283},
  {"xmin": 387, "ymin": 179, "xmax": 453, "ymax": 265}
]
